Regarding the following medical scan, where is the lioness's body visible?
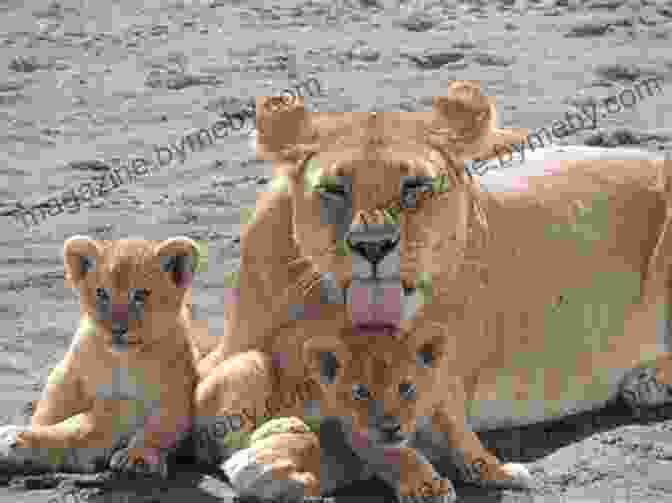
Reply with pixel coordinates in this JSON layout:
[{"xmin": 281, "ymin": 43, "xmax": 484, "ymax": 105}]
[
  {"xmin": 197, "ymin": 84, "xmax": 672, "ymax": 493},
  {"xmin": 461, "ymin": 146, "xmax": 672, "ymax": 431}
]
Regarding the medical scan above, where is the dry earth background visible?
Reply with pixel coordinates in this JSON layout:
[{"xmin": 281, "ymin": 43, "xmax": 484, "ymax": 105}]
[{"xmin": 1, "ymin": 0, "xmax": 672, "ymax": 501}]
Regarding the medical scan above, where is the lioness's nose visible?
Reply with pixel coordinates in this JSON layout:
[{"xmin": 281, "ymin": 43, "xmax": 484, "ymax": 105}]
[{"xmin": 345, "ymin": 224, "xmax": 399, "ymax": 265}]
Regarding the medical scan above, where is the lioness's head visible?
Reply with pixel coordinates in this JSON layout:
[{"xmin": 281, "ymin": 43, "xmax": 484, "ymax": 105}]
[
  {"xmin": 302, "ymin": 331, "xmax": 447, "ymax": 448},
  {"xmin": 63, "ymin": 236, "xmax": 202, "ymax": 352},
  {"xmin": 256, "ymin": 81, "xmax": 527, "ymax": 335}
]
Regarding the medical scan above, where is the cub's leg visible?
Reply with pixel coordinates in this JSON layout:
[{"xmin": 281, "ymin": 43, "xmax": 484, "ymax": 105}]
[
  {"xmin": 31, "ymin": 341, "xmax": 90, "ymax": 428},
  {"xmin": 620, "ymin": 353, "xmax": 672, "ymax": 416},
  {"xmin": 424, "ymin": 380, "xmax": 534, "ymax": 489},
  {"xmin": 5, "ymin": 402, "xmax": 129, "ymax": 473}
]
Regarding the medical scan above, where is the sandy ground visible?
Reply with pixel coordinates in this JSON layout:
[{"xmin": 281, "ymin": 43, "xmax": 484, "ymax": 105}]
[{"xmin": 1, "ymin": 0, "xmax": 672, "ymax": 501}]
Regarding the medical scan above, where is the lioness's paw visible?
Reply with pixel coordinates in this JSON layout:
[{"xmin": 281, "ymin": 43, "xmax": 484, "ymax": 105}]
[
  {"xmin": 223, "ymin": 447, "xmax": 308, "ymax": 502},
  {"xmin": 398, "ymin": 477, "xmax": 456, "ymax": 503},
  {"xmin": 109, "ymin": 447, "xmax": 168, "ymax": 479},
  {"xmin": 620, "ymin": 366, "xmax": 672, "ymax": 417}
]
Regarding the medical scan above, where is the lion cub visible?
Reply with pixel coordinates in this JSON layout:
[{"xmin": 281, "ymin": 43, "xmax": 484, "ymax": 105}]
[
  {"xmin": 6, "ymin": 236, "xmax": 202, "ymax": 476},
  {"xmin": 194, "ymin": 328, "xmax": 460, "ymax": 501}
]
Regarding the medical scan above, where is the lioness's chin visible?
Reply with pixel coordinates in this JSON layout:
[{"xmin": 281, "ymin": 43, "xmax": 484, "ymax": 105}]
[{"xmin": 318, "ymin": 272, "xmax": 421, "ymax": 328}]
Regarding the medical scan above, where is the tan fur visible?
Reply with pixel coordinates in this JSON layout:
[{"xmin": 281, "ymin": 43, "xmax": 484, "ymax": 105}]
[
  {"xmin": 197, "ymin": 80, "xmax": 529, "ymax": 378},
  {"xmin": 19, "ymin": 237, "xmax": 200, "ymax": 474},
  {"xmin": 244, "ymin": 418, "xmax": 322, "ymax": 498},
  {"xmin": 197, "ymin": 327, "xmax": 455, "ymax": 497},
  {"xmin": 200, "ymin": 81, "xmax": 672, "ymax": 488}
]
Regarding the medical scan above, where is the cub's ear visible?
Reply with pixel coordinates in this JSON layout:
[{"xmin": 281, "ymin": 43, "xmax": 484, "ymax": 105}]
[
  {"xmin": 416, "ymin": 334, "xmax": 449, "ymax": 369},
  {"xmin": 154, "ymin": 236, "xmax": 202, "ymax": 288},
  {"xmin": 63, "ymin": 235, "xmax": 101, "ymax": 289},
  {"xmin": 255, "ymin": 96, "xmax": 315, "ymax": 163},
  {"xmin": 302, "ymin": 335, "xmax": 351, "ymax": 386}
]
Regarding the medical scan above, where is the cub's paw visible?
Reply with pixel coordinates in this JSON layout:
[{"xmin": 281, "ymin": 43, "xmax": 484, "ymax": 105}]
[
  {"xmin": 398, "ymin": 477, "xmax": 456, "ymax": 503},
  {"xmin": 620, "ymin": 366, "xmax": 672, "ymax": 418},
  {"xmin": 109, "ymin": 447, "xmax": 168, "ymax": 479},
  {"xmin": 458, "ymin": 458, "xmax": 534, "ymax": 490}
]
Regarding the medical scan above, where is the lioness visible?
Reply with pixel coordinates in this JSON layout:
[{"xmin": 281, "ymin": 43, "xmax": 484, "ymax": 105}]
[
  {"xmin": 0, "ymin": 236, "xmax": 203, "ymax": 476},
  {"xmin": 196, "ymin": 328, "xmax": 467, "ymax": 502},
  {"xmin": 199, "ymin": 80, "xmax": 672, "ymax": 489}
]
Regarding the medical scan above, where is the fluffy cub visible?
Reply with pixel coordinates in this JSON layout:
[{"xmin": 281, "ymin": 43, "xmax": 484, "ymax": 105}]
[
  {"xmin": 5, "ymin": 236, "xmax": 202, "ymax": 476},
  {"xmin": 194, "ymin": 329, "xmax": 460, "ymax": 502}
]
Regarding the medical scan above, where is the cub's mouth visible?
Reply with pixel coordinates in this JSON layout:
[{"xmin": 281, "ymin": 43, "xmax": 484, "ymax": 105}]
[
  {"xmin": 106, "ymin": 322, "xmax": 143, "ymax": 351},
  {"xmin": 350, "ymin": 427, "xmax": 409, "ymax": 450}
]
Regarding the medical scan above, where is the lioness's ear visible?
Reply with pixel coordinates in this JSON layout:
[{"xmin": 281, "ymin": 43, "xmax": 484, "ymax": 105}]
[
  {"xmin": 154, "ymin": 236, "xmax": 201, "ymax": 288},
  {"xmin": 255, "ymin": 96, "xmax": 315, "ymax": 163},
  {"xmin": 430, "ymin": 81, "xmax": 528, "ymax": 166},
  {"xmin": 416, "ymin": 335, "xmax": 449, "ymax": 369},
  {"xmin": 63, "ymin": 235, "xmax": 101, "ymax": 289},
  {"xmin": 302, "ymin": 335, "xmax": 351, "ymax": 385}
]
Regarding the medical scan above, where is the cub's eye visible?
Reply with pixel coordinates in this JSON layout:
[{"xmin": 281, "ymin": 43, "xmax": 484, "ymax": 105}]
[
  {"xmin": 130, "ymin": 289, "xmax": 151, "ymax": 303},
  {"xmin": 95, "ymin": 288, "xmax": 109, "ymax": 301},
  {"xmin": 399, "ymin": 382, "xmax": 416, "ymax": 400},
  {"xmin": 352, "ymin": 384, "xmax": 370, "ymax": 401}
]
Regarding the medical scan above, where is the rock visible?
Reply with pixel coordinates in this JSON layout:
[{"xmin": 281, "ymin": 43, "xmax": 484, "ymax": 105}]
[
  {"xmin": 564, "ymin": 21, "xmax": 614, "ymax": 37},
  {"xmin": 586, "ymin": 0, "xmax": 627, "ymax": 9},
  {"xmin": 394, "ymin": 12, "xmax": 439, "ymax": 31},
  {"xmin": 347, "ymin": 41, "xmax": 380, "ymax": 62},
  {"xmin": 472, "ymin": 52, "xmax": 515, "ymax": 67},
  {"xmin": 403, "ymin": 50, "xmax": 466, "ymax": 69},
  {"xmin": 8, "ymin": 56, "xmax": 41, "ymax": 73}
]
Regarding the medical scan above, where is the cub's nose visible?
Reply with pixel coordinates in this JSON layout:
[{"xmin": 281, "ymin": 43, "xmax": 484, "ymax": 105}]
[
  {"xmin": 111, "ymin": 322, "xmax": 128, "ymax": 337},
  {"xmin": 377, "ymin": 416, "xmax": 401, "ymax": 434}
]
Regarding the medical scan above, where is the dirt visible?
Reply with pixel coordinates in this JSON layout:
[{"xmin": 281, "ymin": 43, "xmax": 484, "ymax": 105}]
[{"xmin": 0, "ymin": 0, "xmax": 672, "ymax": 501}]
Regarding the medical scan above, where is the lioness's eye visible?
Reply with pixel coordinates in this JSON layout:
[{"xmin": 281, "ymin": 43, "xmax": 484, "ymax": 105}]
[
  {"xmin": 400, "ymin": 176, "xmax": 434, "ymax": 209},
  {"xmin": 316, "ymin": 181, "xmax": 347, "ymax": 196},
  {"xmin": 315, "ymin": 175, "xmax": 350, "ymax": 198},
  {"xmin": 352, "ymin": 384, "xmax": 369, "ymax": 401},
  {"xmin": 318, "ymin": 184, "xmax": 347, "ymax": 196},
  {"xmin": 399, "ymin": 382, "xmax": 416, "ymax": 400}
]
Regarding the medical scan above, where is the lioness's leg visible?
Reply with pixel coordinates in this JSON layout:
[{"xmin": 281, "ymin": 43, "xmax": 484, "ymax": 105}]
[{"xmin": 193, "ymin": 350, "xmax": 276, "ymax": 465}]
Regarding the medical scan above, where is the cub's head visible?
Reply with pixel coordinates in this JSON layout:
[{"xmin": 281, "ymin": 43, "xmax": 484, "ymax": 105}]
[
  {"xmin": 302, "ymin": 331, "xmax": 448, "ymax": 448},
  {"xmin": 255, "ymin": 81, "xmax": 527, "ymax": 334},
  {"xmin": 63, "ymin": 235, "xmax": 204, "ymax": 352}
]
